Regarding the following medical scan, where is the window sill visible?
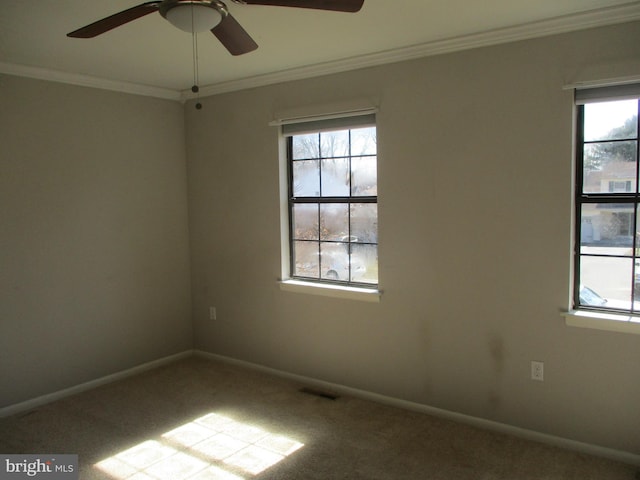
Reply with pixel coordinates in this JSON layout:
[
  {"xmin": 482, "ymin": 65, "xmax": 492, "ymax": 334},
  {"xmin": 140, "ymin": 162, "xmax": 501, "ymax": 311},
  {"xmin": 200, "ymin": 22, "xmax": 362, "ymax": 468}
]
[
  {"xmin": 563, "ymin": 310, "xmax": 640, "ymax": 335},
  {"xmin": 279, "ymin": 280, "xmax": 381, "ymax": 303}
]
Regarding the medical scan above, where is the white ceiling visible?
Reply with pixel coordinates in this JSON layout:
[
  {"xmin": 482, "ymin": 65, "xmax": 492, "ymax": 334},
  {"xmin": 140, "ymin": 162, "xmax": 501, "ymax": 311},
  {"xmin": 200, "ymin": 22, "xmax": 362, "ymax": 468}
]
[{"xmin": 1, "ymin": 0, "xmax": 639, "ymax": 99}]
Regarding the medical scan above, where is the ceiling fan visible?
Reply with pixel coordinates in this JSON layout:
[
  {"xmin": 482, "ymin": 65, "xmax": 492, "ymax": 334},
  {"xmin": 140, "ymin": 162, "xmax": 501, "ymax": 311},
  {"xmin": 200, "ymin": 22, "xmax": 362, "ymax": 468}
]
[{"xmin": 67, "ymin": 0, "xmax": 365, "ymax": 56}]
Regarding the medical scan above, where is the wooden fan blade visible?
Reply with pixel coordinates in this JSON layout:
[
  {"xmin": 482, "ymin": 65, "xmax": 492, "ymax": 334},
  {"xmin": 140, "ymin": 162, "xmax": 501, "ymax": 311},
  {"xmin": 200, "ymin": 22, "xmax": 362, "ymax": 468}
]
[
  {"xmin": 67, "ymin": 1, "xmax": 162, "ymax": 38},
  {"xmin": 211, "ymin": 13, "xmax": 258, "ymax": 56},
  {"xmin": 240, "ymin": 0, "xmax": 364, "ymax": 13}
]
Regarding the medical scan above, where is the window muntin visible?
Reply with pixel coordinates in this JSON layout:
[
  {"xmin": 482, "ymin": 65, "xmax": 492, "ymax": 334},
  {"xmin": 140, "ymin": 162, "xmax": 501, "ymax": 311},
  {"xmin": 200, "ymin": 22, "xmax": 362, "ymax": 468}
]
[
  {"xmin": 287, "ymin": 123, "xmax": 378, "ymax": 287},
  {"xmin": 575, "ymin": 91, "xmax": 640, "ymax": 313}
]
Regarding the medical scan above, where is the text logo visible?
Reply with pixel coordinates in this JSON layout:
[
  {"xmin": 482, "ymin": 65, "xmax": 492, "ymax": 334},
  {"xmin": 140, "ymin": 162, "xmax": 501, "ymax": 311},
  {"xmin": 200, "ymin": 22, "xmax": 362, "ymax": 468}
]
[{"xmin": 0, "ymin": 455, "xmax": 78, "ymax": 480}]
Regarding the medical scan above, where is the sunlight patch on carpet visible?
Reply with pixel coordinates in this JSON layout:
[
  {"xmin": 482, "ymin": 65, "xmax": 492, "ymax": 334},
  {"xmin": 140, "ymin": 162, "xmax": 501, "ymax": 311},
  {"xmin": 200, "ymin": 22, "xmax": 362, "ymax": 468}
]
[{"xmin": 94, "ymin": 413, "xmax": 304, "ymax": 479}]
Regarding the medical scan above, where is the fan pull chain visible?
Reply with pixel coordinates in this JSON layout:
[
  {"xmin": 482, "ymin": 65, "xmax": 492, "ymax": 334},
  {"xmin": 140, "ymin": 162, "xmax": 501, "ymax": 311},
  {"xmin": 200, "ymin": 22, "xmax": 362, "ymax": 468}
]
[{"xmin": 190, "ymin": 4, "xmax": 202, "ymax": 110}]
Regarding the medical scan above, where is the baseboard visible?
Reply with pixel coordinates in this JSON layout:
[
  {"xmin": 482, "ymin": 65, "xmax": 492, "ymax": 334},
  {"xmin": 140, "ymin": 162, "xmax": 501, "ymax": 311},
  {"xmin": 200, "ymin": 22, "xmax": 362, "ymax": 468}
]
[
  {"xmin": 3, "ymin": 349, "xmax": 638, "ymax": 467},
  {"xmin": 0, "ymin": 350, "xmax": 194, "ymax": 418},
  {"xmin": 195, "ymin": 350, "xmax": 640, "ymax": 467}
]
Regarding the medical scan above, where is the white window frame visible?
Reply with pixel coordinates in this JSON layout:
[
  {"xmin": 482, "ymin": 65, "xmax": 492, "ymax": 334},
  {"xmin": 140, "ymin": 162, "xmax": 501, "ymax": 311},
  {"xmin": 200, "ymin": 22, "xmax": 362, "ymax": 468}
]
[
  {"xmin": 274, "ymin": 109, "xmax": 381, "ymax": 302},
  {"xmin": 564, "ymin": 82, "xmax": 640, "ymax": 334}
]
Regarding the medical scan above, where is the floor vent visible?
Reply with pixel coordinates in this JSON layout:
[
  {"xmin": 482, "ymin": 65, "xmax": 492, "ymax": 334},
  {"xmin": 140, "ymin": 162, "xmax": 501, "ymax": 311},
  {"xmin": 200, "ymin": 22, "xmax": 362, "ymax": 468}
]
[{"xmin": 299, "ymin": 387, "xmax": 339, "ymax": 400}]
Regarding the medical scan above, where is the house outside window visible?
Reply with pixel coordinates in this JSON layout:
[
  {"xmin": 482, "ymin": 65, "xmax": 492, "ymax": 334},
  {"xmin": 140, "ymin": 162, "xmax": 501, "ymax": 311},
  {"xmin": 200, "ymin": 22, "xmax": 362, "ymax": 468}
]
[
  {"xmin": 283, "ymin": 114, "xmax": 378, "ymax": 287},
  {"xmin": 574, "ymin": 84, "xmax": 640, "ymax": 313}
]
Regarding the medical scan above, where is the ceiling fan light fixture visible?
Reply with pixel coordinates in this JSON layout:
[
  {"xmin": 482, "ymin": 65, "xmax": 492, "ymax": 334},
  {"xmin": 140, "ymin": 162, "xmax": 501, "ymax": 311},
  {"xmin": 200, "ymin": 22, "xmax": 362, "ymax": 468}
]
[{"xmin": 164, "ymin": 3, "xmax": 223, "ymax": 33}]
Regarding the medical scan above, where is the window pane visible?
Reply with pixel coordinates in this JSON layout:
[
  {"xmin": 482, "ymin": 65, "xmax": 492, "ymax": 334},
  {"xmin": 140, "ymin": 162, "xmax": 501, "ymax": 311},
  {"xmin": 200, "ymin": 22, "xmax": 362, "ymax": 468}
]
[
  {"xmin": 352, "ymin": 244, "xmax": 378, "ymax": 284},
  {"xmin": 584, "ymin": 100, "xmax": 638, "ymax": 141},
  {"xmin": 292, "ymin": 134, "xmax": 319, "ymax": 159},
  {"xmin": 293, "ymin": 160, "xmax": 320, "ymax": 197},
  {"xmin": 321, "ymin": 158, "xmax": 349, "ymax": 196},
  {"xmin": 583, "ymin": 141, "xmax": 637, "ymax": 193},
  {"xmin": 320, "ymin": 242, "xmax": 349, "ymax": 281},
  {"xmin": 292, "ymin": 204, "xmax": 318, "ymax": 240},
  {"xmin": 352, "ymin": 156, "xmax": 377, "ymax": 196},
  {"xmin": 580, "ymin": 203, "xmax": 635, "ymax": 252},
  {"xmin": 585, "ymin": 140, "xmax": 637, "ymax": 164},
  {"xmin": 320, "ymin": 130, "xmax": 349, "ymax": 158},
  {"xmin": 579, "ymin": 256, "xmax": 632, "ymax": 309},
  {"xmin": 351, "ymin": 203, "xmax": 378, "ymax": 243},
  {"xmin": 320, "ymin": 203, "xmax": 348, "ymax": 241},
  {"xmin": 293, "ymin": 241, "xmax": 319, "ymax": 278},
  {"xmin": 350, "ymin": 127, "xmax": 377, "ymax": 155}
]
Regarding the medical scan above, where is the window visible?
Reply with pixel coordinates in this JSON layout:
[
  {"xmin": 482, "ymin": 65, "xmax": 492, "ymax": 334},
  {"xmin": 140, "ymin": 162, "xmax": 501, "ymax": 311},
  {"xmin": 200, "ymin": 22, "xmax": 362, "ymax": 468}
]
[
  {"xmin": 574, "ymin": 84, "xmax": 640, "ymax": 313},
  {"xmin": 608, "ymin": 180, "xmax": 632, "ymax": 192},
  {"xmin": 284, "ymin": 114, "xmax": 378, "ymax": 287}
]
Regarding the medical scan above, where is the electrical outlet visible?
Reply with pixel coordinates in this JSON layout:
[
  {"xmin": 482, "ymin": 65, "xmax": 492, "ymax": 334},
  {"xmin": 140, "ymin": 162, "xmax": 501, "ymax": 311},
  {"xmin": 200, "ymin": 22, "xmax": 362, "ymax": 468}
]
[
  {"xmin": 209, "ymin": 306, "xmax": 217, "ymax": 321},
  {"xmin": 531, "ymin": 361, "xmax": 544, "ymax": 381}
]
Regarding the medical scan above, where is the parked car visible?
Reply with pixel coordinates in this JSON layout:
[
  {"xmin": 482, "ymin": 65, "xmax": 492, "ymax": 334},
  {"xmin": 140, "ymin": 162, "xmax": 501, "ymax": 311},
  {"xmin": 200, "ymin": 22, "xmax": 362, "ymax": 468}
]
[
  {"xmin": 578, "ymin": 285, "xmax": 607, "ymax": 307},
  {"xmin": 322, "ymin": 248, "xmax": 366, "ymax": 282},
  {"xmin": 579, "ymin": 285, "xmax": 640, "ymax": 311}
]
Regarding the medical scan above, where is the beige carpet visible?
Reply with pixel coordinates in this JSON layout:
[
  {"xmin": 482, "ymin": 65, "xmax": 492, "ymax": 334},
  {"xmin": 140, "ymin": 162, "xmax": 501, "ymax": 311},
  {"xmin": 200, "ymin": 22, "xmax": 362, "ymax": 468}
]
[{"xmin": 0, "ymin": 356, "xmax": 637, "ymax": 479}]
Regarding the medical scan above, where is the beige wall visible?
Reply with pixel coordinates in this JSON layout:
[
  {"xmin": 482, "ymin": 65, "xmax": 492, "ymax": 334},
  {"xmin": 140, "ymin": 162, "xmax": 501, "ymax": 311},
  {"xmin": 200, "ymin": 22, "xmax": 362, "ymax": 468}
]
[
  {"xmin": 186, "ymin": 22, "xmax": 640, "ymax": 454},
  {"xmin": 0, "ymin": 76, "xmax": 193, "ymax": 406}
]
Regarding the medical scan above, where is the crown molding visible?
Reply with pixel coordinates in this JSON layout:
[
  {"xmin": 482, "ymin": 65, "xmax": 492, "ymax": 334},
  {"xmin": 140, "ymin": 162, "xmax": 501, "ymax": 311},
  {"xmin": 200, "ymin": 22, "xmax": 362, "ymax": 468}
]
[
  {"xmin": 2, "ymin": 2, "xmax": 639, "ymax": 102},
  {"xmin": 0, "ymin": 61, "xmax": 181, "ymax": 101},
  {"xmin": 182, "ymin": 1, "xmax": 640, "ymax": 100}
]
